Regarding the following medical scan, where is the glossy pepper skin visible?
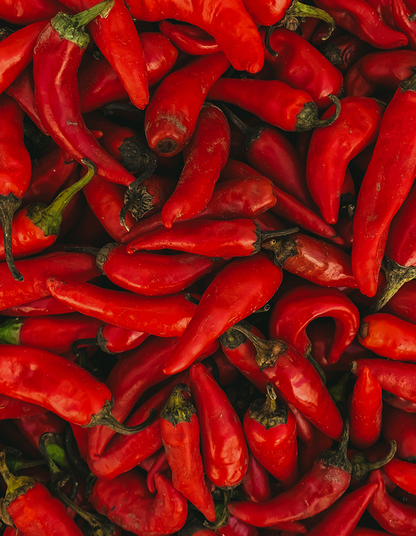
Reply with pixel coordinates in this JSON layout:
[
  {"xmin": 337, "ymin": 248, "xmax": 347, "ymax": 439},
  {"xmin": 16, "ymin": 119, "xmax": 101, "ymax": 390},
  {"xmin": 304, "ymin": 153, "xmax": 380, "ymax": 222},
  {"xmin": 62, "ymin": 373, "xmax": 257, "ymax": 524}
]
[
  {"xmin": 160, "ymin": 384, "xmax": 216, "ymax": 521},
  {"xmin": 268, "ymin": 284, "xmax": 360, "ymax": 364},
  {"xmin": 124, "ymin": 0, "xmax": 263, "ymax": 73},
  {"xmin": 306, "ymin": 97, "xmax": 383, "ymax": 224},
  {"xmin": 263, "ymin": 27, "xmax": 343, "ymax": 110},
  {"xmin": 97, "ymin": 243, "xmax": 218, "ymax": 296},
  {"xmin": 189, "ymin": 363, "xmax": 249, "ymax": 488},
  {"xmin": 384, "ymin": 457, "xmax": 416, "ymax": 496},
  {"xmin": 227, "ymin": 423, "xmax": 351, "ymax": 526},
  {"xmin": 158, "ymin": 21, "xmax": 220, "ymax": 55},
  {"xmin": 352, "ymin": 74, "xmax": 416, "ymax": 297},
  {"xmin": 33, "ymin": 5, "xmax": 138, "ymax": 188},
  {"xmin": 382, "ymin": 404, "xmax": 416, "ymax": 462},
  {"xmin": 243, "ymin": 384, "xmax": 299, "ymax": 489},
  {"xmin": 163, "ymin": 252, "xmax": 284, "ymax": 375},
  {"xmin": 145, "ymin": 53, "xmax": 230, "ymax": 157},
  {"xmin": 161, "ymin": 104, "xmax": 230, "ymax": 228},
  {"xmin": 0, "ymin": 0, "xmax": 67, "ymax": 24}
]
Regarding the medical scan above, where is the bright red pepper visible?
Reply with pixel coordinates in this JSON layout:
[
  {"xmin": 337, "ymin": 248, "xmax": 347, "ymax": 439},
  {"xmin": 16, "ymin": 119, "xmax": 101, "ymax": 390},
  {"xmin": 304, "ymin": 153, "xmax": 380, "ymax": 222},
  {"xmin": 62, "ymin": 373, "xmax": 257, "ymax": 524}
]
[
  {"xmin": 0, "ymin": 0, "xmax": 67, "ymax": 24},
  {"xmin": 159, "ymin": 21, "xmax": 220, "ymax": 55},
  {"xmin": 268, "ymin": 284, "xmax": 360, "ymax": 364},
  {"xmin": 163, "ymin": 252, "xmax": 284, "ymax": 375},
  {"xmin": 306, "ymin": 97, "xmax": 383, "ymax": 224},
  {"xmin": 243, "ymin": 384, "xmax": 299, "ymax": 489},
  {"xmin": 95, "ymin": 324, "xmax": 148, "ymax": 355},
  {"xmin": 391, "ymin": 0, "xmax": 416, "ymax": 51},
  {"xmin": 189, "ymin": 363, "xmax": 249, "ymax": 488},
  {"xmin": 0, "ymin": 394, "xmax": 46, "ymax": 420},
  {"xmin": 240, "ymin": 449, "xmax": 272, "ymax": 503},
  {"xmin": 242, "ymin": 0, "xmax": 334, "ymax": 28},
  {"xmin": 160, "ymin": 383, "xmax": 216, "ymax": 521},
  {"xmin": 384, "ymin": 456, "xmax": 416, "ymax": 496}
]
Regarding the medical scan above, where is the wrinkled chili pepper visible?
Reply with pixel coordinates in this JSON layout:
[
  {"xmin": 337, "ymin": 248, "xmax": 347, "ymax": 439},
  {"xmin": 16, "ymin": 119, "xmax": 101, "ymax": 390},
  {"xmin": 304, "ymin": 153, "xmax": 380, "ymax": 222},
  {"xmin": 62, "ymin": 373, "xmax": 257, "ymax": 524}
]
[
  {"xmin": 306, "ymin": 96, "xmax": 383, "ymax": 224},
  {"xmin": 33, "ymin": 2, "xmax": 138, "ymax": 190},
  {"xmin": 227, "ymin": 322, "xmax": 343, "ymax": 439},
  {"xmin": 124, "ymin": 0, "xmax": 263, "ymax": 73},
  {"xmin": 243, "ymin": 384, "xmax": 299, "ymax": 489},
  {"xmin": 319, "ymin": 34, "xmax": 370, "ymax": 74},
  {"xmin": 97, "ymin": 243, "xmax": 218, "ymax": 296},
  {"xmin": 144, "ymin": 53, "xmax": 230, "ymax": 157},
  {"xmin": 189, "ymin": 363, "xmax": 249, "ymax": 488},
  {"xmin": 160, "ymin": 383, "xmax": 216, "ymax": 520},
  {"xmin": 348, "ymin": 365, "xmax": 382, "ymax": 449},
  {"xmin": 268, "ymin": 284, "xmax": 360, "ymax": 365},
  {"xmin": 262, "ymin": 232, "xmax": 358, "ymax": 288},
  {"xmin": 227, "ymin": 422, "xmax": 350, "ymax": 526},
  {"xmin": 161, "ymin": 104, "xmax": 230, "ymax": 229},
  {"xmin": 382, "ymin": 403, "xmax": 416, "ymax": 462},
  {"xmin": 263, "ymin": 27, "xmax": 343, "ymax": 110},
  {"xmin": 163, "ymin": 252, "xmax": 284, "ymax": 375},
  {"xmin": 0, "ymin": 93, "xmax": 32, "ymax": 281},
  {"xmin": 207, "ymin": 78, "xmax": 341, "ymax": 132},
  {"xmin": 159, "ymin": 21, "xmax": 220, "ymax": 55}
]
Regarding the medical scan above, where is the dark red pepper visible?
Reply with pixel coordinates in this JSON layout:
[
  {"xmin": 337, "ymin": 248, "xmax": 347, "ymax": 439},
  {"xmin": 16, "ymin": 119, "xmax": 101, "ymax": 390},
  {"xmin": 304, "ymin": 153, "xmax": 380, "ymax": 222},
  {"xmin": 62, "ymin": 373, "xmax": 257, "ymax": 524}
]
[
  {"xmin": 240, "ymin": 449, "xmax": 272, "ymax": 503},
  {"xmin": 319, "ymin": 34, "xmax": 371, "ymax": 74}
]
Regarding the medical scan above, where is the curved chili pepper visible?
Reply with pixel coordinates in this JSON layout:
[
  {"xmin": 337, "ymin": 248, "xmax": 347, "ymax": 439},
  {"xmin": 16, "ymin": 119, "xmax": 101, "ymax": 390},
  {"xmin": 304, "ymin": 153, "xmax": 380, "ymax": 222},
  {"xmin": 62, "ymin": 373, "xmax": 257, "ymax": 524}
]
[
  {"xmin": 344, "ymin": 50, "xmax": 416, "ymax": 97},
  {"xmin": 161, "ymin": 104, "xmax": 230, "ymax": 229},
  {"xmin": 319, "ymin": 34, "xmax": 370, "ymax": 74},
  {"xmin": 78, "ymin": 32, "xmax": 178, "ymax": 113},
  {"xmin": 0, "ymin": 295, "xmax": 74, "ymax": 317},
  {"xmin": 0, "ymin": 251, "xmax": 100, "ymax": 312},
  {"xmin": 263, "ymin": 27, "xmax": 343, "ymax": 110},
  {"xmin": 97, "ymin": 243, "xmax": 218, "ymax": 296},
  {"xmin": 90, "ymin": 468, "xmax": 187, "ymax": 535},
  {"xmin": 262, "ymin": 232, "xmax": 358, "ymax": 288},
  {"xmin": 351, "ymin": 358, "xmax": 416, "ymax": 405},
  {"xmin": 313, "ymin": 0, "xmax": 408, "ymax": 49},
  {"xmin": 348, "ymin": 366, "xmax": 382, "ymax": 449},
  {"xmin": 384, "ymin": 391, "xmax": 416, "ymax": 413},
  {"xmin": 124, "ymin": 0, "xmax": 263, "ymax": 73},
  {"xmin": 243, "ymin": 384, "xmax": 299, "ymax": 489},
  {"xmin": 0, "ymin": 394, "xmax": 46, "ymax": 420},
  {"xmin": 358, "ymin": 313, "xmax": 416, "ymax": 361},
  {"xmin": 391, "ymin": 0, "xmax": 416, "ymax": 50},
  {"xmin": 384, "ymin": 457, "xmax": 416, "ymax": 496},
  {"xmin": 240, "ymin": 449, "xmax": 272, "ymax": 503},
  {"xmin": 0, "ymin": 451, "xmax": 83, "ymax": 536},
  {"xmin": 228, "ymin": 323, "xmax": 343, "ymax": 439},
  {"xmin": 0, "ymin": 0, "xmax": 67, "ymax": 24},
  {"xmin": 382, "ymin": 404, "xmax": 416, "ymax": 462},
  {"xmin": 207, "ymin": 78, "xmax": 341, "ymax": 132},
  {"xmin": 243, "ymin": 0, "xmax": 334, "ymax": 29},
  {"xmin": 306, "ymin": 97, "xmax": 383, "ymax": 224},
  {"xmin": 227, "ymin": 422, "xmax": 350, "ymax": 526},
  {"xmin": 367, "ymin": 469, "xmax": 416, "ymax": 534},
  {"xmin": 160, "ymin": 383, "xmax": 216, "ymax": 521},
  {"xmin": 46, "ymin": 277, "xmax": 198, "ymax": 337},
  {"xmin": 126, "ymin": 218, "xmax": 297, "ymax": 258},
  {"xmin": 268, "ymin": 284, "xmax": 360, "ymax": 365},
  {"xmin": 144, "ymin": 53, "xmax": 230, "ymax": 157},
  {"xmin": 159, "ymin": 21, "xmax": 220, "ymax": 55},
  {"xmin": 189, "ymin": 363, "xmax": 249, "ymax": 488},
  {"xmin": 163, "ymin": 252, "xmax": 284, "ymax": 375},
  {"xmin": 0, "ymin": 313, "xmax": 102, "ymax": 355},
  {"xmin": 33, "ymin": 3, "xmax": 137, "ymax": 189},
  {"xmin": 93, "ymin": 324, "xmax": 148, "ymax": 355},
  {"xmin": 0, "ymin": 93, "xmax": 32, "ymax": 281}
]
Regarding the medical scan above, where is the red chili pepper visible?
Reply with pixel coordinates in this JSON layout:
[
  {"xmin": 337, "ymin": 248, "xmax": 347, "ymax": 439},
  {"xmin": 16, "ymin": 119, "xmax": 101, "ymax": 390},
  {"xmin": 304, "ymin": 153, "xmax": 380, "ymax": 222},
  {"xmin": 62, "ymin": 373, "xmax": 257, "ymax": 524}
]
[
  {"xmin": 313, "ymin": 0, "xmax": 408, "ymax": 49},
  {"xmin": 0, "ymin": 0, "xmax": 67, "ymax": 24},
  {"xmin": 227, "ymin": 323, "xmax": 343, "ymax": 440},
  {"xmin": 0, "ymin": 451, "xmax": 83, "ymax": 536},
  {"xmin": 227, "ymin": 422, "xmax": 350, "ymax": 526},
  {"xmin": 344, "ymin": 50, "xmax": 416, "ymax": 97},
  {"xmin": 159, "ymin": 21, "xmax": 220, "ymax": 55},
  {"xmin": 160, "ymin": 383, "xmax": 216, "ymax": 521},
  {"xmin": 263, "ymin": 27, "xmax": 343, "ymax": 110},
  {"xmin": 144, "ymin": 53, "xmax": 230, "ymax": 157},
  {"xmin": 0, "ymin": 295, "xmax": 74, "ymax": 317},
  {"xmin": 46, "ymin": 277, "xmax": 198, "ymax": 337},
  {"xmin": 0, "ymin": 394, "xmax": 46, "ymax": 420},
  {"xmin": 97, "ymin": 243, "xmax": 218, "ymax": 296},
  {"xmin": 0, "ymin": 313, "xmax": 102, "ymax": 355},
  {"xmin": 0, "ymin": 93, "xmax": 32, "ymax": 281},
  {"xmin": 384, "ymin": 391, "xmax": 416, "ymax": 413},
  {"xmin": 163, "ymin": 252, "xmax": 284, "ymax": 375},
  {"xmin": 90, "ymin": 469, "xmax": 188, "ymax": 535},
  {"xmin": 268, "ymin": 284, "xmax": 360, "ymax": 365},
  {"xmin": 348, "ymin": 366, "xmax": 382, "ymax": 449},
  {"xmin": 207, "ymin": 78, "xmax": 341, "ymax": 132},
  {"xmin": 298, "ymin": 425, "xmax": 333, "ymax": 476},
  {"xmin": 124, "ymin": 0, "xmax": 263, "ymax": 73},
  {"xmin": 0, "ymin": 251, "xmax": 100, "ymax": 312},
  {"xmin": 16, "ymin": 411, "xmax": 66, "ymax": 451},
  {"xmin": 391, "ymin": 0, "xmax": 416, "ymax": 50},
  {"xmin": 319, "ymin": 34, "xmax": 371, "ymax": 74},
  {"xmin": 161, "ymin": 104, "xmax": 230, "ymax": 228},
  {"xmin": 189, "ymin": 363, "xmax": 249, "ymax": 488},
  {"xmin": 305, "ymin": 482, "xmax": 378, "ymax": 536},
  {"xmin": 384, "ymin": 457, "xmax": 416, "ymax": 496},
  {"xmin": 262, "ymin": 232, "xmax": 358, "ymax": 289},
  {"xmin": 384, "ymin": 280, "xmax": 416, "ymax": 325},
  {"xmin": 367, "ymin": 469, "xmax": 416, "ymax": 534},
  {"xmin": 96, "ymin": 324, "xmax": 148, "ymax": 355},
  {"xmin": 240, "ymin": 449, "xmax": 272, "ymax": 503},
  {"xmin": 243, "ymin": 384, "xmax": 299, "ymax": 489},
  {"xmin": 306, "ymin": 97, "xmax": 383, "ymax": 224},
  {"xmin": 33, "ymin": 3, "xmax": 137, "ymax": 189},
  {"xmin": 382, "ymin": 404, "xmax": 416, "ymax": 462}
]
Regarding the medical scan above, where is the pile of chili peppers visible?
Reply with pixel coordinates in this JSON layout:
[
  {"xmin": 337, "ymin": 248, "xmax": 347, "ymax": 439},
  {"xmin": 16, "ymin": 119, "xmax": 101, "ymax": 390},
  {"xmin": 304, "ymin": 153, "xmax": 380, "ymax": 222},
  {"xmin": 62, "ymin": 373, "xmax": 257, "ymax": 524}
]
[{"xmin": 4, "ymin": 0, "xmax": 416, "ymax": 534}]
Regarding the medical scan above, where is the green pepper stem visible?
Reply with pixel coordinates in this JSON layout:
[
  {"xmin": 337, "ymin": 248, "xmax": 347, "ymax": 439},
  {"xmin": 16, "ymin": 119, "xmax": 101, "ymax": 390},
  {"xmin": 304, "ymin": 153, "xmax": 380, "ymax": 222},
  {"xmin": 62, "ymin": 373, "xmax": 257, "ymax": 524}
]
[
  {"xmin": 287, "ymin": 1, "xmax": 335, "ymax": 40},
  {"xmin": 90, "ymin": 407, "xmax": 158, "ymax": 434},
  {"xmin": 0, "ymin": 193, "xmax": 24, "ymax": 281},
  {"xmin": 351, "ymin": 440, "xmax": 397, "ymax": 481},
  {"xmin": 0, "ymin": 317, "xmax": 23, "ymax": 345}
]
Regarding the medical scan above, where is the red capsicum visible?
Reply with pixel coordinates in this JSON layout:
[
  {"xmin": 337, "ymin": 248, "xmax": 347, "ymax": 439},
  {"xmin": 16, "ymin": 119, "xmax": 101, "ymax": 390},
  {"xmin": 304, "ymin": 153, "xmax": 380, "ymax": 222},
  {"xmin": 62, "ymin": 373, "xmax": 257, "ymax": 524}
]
[
  {"xmin": 158, "ymin": 21, "xmax": 220, "ymax": 55},
  {"xmin": 0, "ymin": 0, "xmax": 67, "ymax": 24},
  {"xmin": 240, "ymin": 450, "xmax": 272, "ymax": 503},
  {"xmin": 384, "ymin": 457, "xmax": 416, "ymax": 496}
]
